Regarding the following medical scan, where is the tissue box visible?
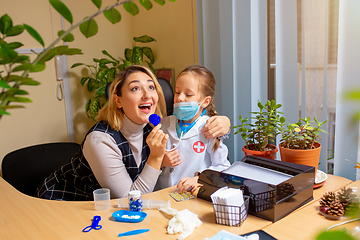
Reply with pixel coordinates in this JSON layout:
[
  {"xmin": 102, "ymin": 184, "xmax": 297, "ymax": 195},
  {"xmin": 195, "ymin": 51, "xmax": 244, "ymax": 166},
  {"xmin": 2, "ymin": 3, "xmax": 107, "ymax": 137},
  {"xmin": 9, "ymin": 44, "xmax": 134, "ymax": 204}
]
[
  {"xmin": 197, "ymin": 155, "xmax": 315, "ymax": 222},
  {"xmin": 212, "ymin": 196, "xmax": 249, "ymax": 227}
]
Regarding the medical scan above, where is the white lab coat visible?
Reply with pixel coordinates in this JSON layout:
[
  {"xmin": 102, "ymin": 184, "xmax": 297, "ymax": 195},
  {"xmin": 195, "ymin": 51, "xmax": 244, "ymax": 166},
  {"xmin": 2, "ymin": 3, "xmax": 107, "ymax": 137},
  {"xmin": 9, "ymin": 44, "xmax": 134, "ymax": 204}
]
[{"xmin": 154, "ymin": 115, "xmax": 230, "ymax": 191}]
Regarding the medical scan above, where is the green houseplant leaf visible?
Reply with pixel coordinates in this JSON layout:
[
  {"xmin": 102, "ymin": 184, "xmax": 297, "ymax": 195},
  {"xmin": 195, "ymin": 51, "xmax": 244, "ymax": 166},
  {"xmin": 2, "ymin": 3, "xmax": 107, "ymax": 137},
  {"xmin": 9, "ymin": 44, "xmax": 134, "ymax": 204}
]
[
  {"xmin": 0, "ymin": 42, "xmax": 18, "ymax": 63},
  {"xmin": 7, "ymin": 42, "xmax": 24, "ymax": 49},
  {"xmin": 140, "ymin": 0, "xmax": 153, "ymax": 10},
  {"xmin": 91, "ymin": 0, "xmax": 102, "ymax": 9},
  {"xmin": 8, "ymin": 96, "xmax": 32, "ymax": 103},
  {"xmin": 153, "ymin": 0, "xmax": 166, "ymax": 6},
  {"xmin": 0, "ymin": 14, "xmax": 12, "ymax": 34},
  {"xmin": 142, "ymin": 47, "xmax": 154, "ymax": 64},
  {"xmin": 123, "ymin": 1, "xmax": 139, "ymax": 16},
  {"xmin": 49, "ymin": 0, "xmax": 73, "ymax": 24},
  {"xmin": 124, "ymin": 48, "xmax": 132, "ymax": 62},
  {"xmin": 0, "ymin": 109, "xmax": 10, "ymax": 115},
  {"xmin": 57, "ymin": 30, "xmax": 74, "ymax": 42},
  {"xmin": 104, "ymin": 8, "xmax": 121, "ymax": 24},
  {"xmin": 132, "ymin": 46, "xmax": 143, "ymax": 65},
  {"xmin": 0, "ymin": 80, "xmax": 10, "ymax": 89},
  {"xmin": 23, "ymin": 24, "xmax": 44, "ymax": 47},
  {"xmin": 102, "ymin": 50, "xmax": 119, "ymax": 64},
  {"xmin": 134, "ymin": 35, "xmax": 156, "ymax": 43},
  {"xmin": 5, "ymin": 25, "xmax": 25, "ymax": 37},
  {"xmin": 80, "ymin": 18, "xmax": 98, "ymax": 38}
]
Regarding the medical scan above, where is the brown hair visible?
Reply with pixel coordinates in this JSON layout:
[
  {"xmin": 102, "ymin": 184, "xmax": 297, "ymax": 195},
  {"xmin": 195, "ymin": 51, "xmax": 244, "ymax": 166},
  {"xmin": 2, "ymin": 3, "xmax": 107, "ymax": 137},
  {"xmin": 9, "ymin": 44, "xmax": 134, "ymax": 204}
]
[
  {"xmin": 178, "ymin": 65, "xmax": 220, "ymax": 151},
  {"xmin": 96, "ymin": 65, "xmax": 166, "ymax": 130}
]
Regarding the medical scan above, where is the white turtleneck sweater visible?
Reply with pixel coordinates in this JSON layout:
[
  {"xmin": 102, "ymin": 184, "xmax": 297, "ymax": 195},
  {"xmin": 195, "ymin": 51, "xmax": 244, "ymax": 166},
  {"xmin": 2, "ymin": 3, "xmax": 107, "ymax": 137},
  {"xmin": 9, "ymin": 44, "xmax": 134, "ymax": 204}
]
[{"xmin": 83, "ymin": 115, "xmax": 161, "ymax": 198}]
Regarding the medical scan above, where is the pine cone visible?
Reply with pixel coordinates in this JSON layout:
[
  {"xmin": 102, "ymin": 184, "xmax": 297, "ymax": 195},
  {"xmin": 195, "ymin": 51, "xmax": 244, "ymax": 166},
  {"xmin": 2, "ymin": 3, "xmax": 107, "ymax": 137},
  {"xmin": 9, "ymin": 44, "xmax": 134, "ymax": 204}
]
[
  {"xmin": 327, "ymin": 200, "xmax": 345, "ymax": 217},
  {"xmin": 344, "ymin": 200, "xmax": 360, "ymax": 213},
  {"xmin": 278, "ymin": 183, "xmax": 295, "ymax": 199},
  {"xmin": 319, "ymin": 192, "xmax": 336, "ymax": 208},
  {"xmin": 337, "ymin": 187, "xmax": 359, "ymax": 212}
]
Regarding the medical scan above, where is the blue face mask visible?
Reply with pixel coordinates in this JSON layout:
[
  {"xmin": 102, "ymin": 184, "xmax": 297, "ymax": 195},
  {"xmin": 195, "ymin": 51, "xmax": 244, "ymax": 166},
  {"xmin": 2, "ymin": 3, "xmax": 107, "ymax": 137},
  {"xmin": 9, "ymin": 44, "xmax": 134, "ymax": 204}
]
[{"xmin": 173, "ymin": 101, "xmax": 201, "ymax": 121}]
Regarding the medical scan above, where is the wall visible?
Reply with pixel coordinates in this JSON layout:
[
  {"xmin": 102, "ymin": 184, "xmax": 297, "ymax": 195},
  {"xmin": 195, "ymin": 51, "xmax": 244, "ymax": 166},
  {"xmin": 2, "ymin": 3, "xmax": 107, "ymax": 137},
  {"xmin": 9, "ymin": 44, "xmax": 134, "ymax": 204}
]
[
  {"xmin": 68, "ymin": 0, "xmax": 198, "ymax": 141},
  {"xmin": 0, "ymin": 0, "xmax": 68, "ymax": 169},
  {"xmin": 0, "ymin": 0, "xmax": 197, "ymax": 171},
  {"xmin": 132, "ymin": 0, "xmax": 198, "ymax": 79}
]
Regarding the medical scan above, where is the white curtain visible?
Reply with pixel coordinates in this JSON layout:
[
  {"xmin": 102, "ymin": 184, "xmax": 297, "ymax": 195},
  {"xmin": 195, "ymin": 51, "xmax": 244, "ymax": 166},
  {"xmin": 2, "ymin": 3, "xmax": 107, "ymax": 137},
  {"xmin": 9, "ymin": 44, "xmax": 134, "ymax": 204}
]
[
  {"xmin": 197, "ymin": 0, "xmax": 360, "ymax": 180},
  {"xmin": 334, "ymin": 0, "xmax": 360, "ymax": 180},
  {"xmin": 197, "ymin": 0, "xmax": 268, "ymax": 162}
]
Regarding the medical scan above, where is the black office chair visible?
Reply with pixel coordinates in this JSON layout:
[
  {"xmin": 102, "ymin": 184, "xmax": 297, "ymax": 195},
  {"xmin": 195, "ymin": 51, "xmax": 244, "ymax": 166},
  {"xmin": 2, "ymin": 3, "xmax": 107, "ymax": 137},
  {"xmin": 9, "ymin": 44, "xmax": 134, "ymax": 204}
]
[
  {"xmin": 157, "ymin": 77, "xmax": 174, "ymax": 116},
  {"xmin": 1, "ymin": 142, "xmax": 80, "ymax": 196},
  {"xmin": 105, "ymin": 77, "xmax": 174, "ymax": 116}
]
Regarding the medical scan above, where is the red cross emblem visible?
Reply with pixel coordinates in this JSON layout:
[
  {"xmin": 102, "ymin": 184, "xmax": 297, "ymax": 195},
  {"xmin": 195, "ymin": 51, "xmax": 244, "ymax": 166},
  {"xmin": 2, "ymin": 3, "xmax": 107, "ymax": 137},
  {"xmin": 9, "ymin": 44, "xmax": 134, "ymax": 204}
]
[{"xmin": 193, "ymin": 141, "xmax": 205, "ymax": 153}]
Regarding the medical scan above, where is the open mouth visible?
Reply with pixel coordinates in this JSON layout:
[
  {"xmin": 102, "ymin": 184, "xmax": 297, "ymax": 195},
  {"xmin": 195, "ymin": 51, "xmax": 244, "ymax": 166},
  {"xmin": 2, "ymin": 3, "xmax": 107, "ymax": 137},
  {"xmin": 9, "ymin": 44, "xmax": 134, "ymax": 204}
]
[{"xmin": 138, "ymin": 103, "xmax": 152, "ymax": 112}]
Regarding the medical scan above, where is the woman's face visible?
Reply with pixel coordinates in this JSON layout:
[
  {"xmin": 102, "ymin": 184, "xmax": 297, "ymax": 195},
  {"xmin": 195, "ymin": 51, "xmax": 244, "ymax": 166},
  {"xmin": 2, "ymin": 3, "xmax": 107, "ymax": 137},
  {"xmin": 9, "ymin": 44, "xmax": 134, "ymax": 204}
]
[{"xmin": 113, "ymin": 71, "xmax": 159, "ymax": 125}]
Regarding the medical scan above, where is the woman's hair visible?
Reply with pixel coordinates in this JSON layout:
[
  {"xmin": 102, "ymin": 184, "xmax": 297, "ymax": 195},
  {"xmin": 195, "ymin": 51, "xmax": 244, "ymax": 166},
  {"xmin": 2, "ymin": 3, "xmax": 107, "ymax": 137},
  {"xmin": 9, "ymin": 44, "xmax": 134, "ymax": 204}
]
[
  {"xmin": 96, "ymin": 65, "xmax": 166, "ymax": 130},
  {"xmin": 178, "ymin": 65, "xmax": 220, "ymax": 151}
]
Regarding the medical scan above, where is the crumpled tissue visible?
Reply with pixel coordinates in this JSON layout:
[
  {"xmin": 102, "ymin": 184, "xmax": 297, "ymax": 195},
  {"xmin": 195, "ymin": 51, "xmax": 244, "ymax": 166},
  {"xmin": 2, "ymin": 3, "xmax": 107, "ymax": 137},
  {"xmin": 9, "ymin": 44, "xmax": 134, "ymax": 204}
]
[{"xmin": 159, "ymin": 206, "xmax": 202, "ymax": 240}]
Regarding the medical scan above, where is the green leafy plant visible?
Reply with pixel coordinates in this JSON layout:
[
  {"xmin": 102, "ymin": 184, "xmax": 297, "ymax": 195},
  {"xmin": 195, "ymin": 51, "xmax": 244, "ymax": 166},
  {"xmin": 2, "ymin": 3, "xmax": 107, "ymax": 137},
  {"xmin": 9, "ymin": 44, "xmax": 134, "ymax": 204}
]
[
  {"xmin": 344, "ymin": 89, "xmax": 360, "ymax": 122},
  {"xmin": 233, "ymin": 100, "xmax": 285, "ymax": 151},
  {"xmin": 0, "ymin": 0, "xmax": 175, "ymax": 121},
  {"xmin": 279, "ymin": 117, "xmax": 328, "ymax": 150},
  {"xmin": 70, "ymin": 35, "xmax": 157, "ymax": 120}
]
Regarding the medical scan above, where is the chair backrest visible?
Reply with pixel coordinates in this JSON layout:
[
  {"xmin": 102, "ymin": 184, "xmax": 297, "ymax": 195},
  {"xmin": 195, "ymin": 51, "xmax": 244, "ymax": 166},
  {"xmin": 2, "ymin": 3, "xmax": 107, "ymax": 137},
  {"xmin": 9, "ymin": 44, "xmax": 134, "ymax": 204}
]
[
  {"xmin": 105, "ymin": 77, "xmax": 174, "ymax": 116},
  {"xmin": 1, "ymin": 142, "xmax": 80, "ymax": 196},
  {"xmin": 157, "ymin": 77, "xmax": 174, "ymax": 116}
]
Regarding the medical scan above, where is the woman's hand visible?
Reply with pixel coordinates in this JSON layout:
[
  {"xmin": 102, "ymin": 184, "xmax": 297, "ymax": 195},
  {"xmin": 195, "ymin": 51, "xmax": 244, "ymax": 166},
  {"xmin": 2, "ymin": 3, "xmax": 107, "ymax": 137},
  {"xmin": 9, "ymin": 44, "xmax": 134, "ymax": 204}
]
[
  {"xmin": 201, "ymin": 115, "xmax": 231, "ymax": 139},
  {"xmin": 146, "ymin": 124, "xmax": 169, "ymax": 170},
  {"xmin": 177, "ymin": 176, "xmax": 200, "ymax": 193},
  {"xmin": 161, "ymin": 149, "xmax": 183, "ymax": 168}
]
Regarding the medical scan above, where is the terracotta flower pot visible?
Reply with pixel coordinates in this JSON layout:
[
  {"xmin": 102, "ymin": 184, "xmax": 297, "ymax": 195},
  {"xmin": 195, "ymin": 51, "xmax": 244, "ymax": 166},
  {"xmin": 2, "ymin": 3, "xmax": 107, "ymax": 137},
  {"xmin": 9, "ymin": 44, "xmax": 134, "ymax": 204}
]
[
  {"xmin": 242, "ymin": 144, "xmax": 278, "ymax": 160},
  {"xmin": 279, "ymin": 142, "xmax": 321, "ymax": 172}
]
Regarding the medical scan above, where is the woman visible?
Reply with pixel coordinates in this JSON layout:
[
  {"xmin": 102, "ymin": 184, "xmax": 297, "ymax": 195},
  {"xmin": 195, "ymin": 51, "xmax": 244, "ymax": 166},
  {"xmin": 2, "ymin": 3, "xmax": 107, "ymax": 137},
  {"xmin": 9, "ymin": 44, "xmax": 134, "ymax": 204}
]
[{"xmin": 35, "ymin": 65, "xmax": 230, "ymax": 200}]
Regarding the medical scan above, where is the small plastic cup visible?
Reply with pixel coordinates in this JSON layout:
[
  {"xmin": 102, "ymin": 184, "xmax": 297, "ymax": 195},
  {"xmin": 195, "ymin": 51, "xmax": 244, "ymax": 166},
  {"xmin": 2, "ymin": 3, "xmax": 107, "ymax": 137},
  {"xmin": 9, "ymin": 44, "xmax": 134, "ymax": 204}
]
[{"xmin": 93, "ymin": 188, "xmax": 110, "ymax": 211}]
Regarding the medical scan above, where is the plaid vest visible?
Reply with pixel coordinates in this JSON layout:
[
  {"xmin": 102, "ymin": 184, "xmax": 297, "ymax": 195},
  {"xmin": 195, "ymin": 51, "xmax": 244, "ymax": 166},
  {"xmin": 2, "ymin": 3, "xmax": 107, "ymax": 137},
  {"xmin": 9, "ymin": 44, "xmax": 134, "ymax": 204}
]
[{"xmin": 87, "ymin": 121, "xmax": 152, "ymax": 181}]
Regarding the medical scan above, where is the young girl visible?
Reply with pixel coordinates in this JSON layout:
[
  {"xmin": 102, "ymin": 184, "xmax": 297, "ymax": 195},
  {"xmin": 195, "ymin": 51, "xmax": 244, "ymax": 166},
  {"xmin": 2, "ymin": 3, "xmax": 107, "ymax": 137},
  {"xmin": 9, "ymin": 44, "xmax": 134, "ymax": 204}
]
[{"xmin": 155, "ymin": 65, "xmax": 231, "ymax": 193}]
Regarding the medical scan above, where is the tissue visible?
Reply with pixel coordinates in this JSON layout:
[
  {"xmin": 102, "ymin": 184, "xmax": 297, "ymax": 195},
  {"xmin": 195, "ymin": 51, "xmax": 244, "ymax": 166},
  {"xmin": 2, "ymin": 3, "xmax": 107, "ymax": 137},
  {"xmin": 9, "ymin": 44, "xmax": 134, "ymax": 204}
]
[
  {"xmin": 210, "ymin": 187, "xmax": 247, "ymax": 226},
  {"xmin": 159, "ymin": 207, "xmax": 202, "ymax": 240}
]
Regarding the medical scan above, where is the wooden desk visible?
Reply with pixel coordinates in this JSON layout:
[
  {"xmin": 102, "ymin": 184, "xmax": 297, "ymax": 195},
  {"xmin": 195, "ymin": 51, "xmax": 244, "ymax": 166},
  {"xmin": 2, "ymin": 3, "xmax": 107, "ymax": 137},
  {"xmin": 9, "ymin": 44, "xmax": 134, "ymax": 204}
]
[
  {"xmin": 263, "ymin": 179, "xmax": 357, "ymax": 240},
  {"xmin": 0, "ymin": 174, "xmax": 353, "ymax": 240},
  {"xmin": 0, "ymin": 177, "xmax": 271, "ymax": 240}
]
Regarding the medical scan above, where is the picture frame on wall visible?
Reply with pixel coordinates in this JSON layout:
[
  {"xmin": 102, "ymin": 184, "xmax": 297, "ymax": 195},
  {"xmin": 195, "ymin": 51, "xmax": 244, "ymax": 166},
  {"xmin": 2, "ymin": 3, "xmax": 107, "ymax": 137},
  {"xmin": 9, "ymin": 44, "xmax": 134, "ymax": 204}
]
[{"xmin": 155, "ymin": 68, "xmax": 175, "ymax": 89}]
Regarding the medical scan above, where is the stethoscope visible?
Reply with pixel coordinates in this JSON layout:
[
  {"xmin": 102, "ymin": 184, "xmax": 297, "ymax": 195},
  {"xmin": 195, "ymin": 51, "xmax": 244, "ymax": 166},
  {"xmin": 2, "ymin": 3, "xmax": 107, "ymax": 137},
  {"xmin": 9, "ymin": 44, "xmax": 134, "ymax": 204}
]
[{"xmin": 149, "ymin": 110, "xmax": 206, "ymax": 152}]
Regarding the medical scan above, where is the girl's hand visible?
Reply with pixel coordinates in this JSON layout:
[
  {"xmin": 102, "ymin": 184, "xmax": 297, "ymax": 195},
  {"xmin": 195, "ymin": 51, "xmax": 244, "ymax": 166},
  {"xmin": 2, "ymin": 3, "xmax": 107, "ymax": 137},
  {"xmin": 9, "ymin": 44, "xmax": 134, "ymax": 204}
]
[
  {"xmin": 177, "ymin": 176, "xmax": 199, "ymax": 193},
  {"xmin": 161, "ymin": 149, "xmax": 183, "ymax": 168},
  {"xmin": 201, "ymin": 116, "xmax": 231, "ymax": 139},
  {"xmin": 146, "ymin": 124, "xmax": 168, "ymax": 169}
]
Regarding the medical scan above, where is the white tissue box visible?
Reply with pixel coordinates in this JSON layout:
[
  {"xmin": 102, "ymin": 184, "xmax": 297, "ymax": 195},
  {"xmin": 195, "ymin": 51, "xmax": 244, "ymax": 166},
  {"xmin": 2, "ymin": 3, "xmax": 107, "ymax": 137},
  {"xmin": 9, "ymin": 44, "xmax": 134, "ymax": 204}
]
[{"xmin": 211, "ymin": 187, "xmax": 249, "ymax": 227}]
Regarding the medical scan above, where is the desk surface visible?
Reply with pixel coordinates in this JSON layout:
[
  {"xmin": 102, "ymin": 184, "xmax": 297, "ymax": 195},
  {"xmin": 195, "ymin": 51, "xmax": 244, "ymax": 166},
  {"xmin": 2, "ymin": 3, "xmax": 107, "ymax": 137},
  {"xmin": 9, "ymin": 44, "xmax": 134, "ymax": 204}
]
[
  {"xmin": 263, "ymin": 180, "xmax": 359, "ymax": 240},
  {"xmin": 0, "ymin": 174, "xmax": 353, "ymax": 240}
]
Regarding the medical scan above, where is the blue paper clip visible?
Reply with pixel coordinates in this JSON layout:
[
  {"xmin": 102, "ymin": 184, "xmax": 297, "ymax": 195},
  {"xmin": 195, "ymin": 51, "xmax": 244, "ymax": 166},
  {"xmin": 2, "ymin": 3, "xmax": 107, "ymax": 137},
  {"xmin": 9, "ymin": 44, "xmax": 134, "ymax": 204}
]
[{"xmin": 83, "ymin": 215, "xmax": 102, "ymax": 232}]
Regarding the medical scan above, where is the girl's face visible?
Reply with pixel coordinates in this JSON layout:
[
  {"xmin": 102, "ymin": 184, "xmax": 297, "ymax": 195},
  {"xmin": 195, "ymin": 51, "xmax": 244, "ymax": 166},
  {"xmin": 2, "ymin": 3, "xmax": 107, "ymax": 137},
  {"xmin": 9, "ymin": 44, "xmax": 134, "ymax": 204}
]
[
  {"xmin": 174, "ymin": 73, "xmax": 202, "ymax": 103},
  {"xmin": 174, "ymin": 73, "xmax": 211, "ymax": 122},
  {"xmin": 113, "ymin": 71, "xmax": 158, "ymax": 125}
]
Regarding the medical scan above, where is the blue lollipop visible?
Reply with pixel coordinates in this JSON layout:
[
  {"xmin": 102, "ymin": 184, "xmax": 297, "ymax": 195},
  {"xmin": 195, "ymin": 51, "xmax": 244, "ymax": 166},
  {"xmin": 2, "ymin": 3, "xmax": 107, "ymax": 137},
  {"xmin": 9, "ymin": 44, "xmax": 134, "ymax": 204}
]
[{"xmin": 149, "ymin": 114, "xmax": 161, "ymax": 126}]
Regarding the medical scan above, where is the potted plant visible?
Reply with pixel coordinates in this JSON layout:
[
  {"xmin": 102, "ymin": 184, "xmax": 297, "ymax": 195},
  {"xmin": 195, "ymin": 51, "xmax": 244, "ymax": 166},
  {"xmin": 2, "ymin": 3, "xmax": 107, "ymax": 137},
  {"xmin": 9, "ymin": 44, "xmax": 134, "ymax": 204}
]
[
  {"xmin": 279, "ymin": 117, "xmax": 328, "ymax": 172},
  {"xmin": 233, "ymin": 100, "xmax": 285, "ymax": 159},
  {"xmin": 71, "ymin": 35, "xmax": 156, "ymax": 120}
]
